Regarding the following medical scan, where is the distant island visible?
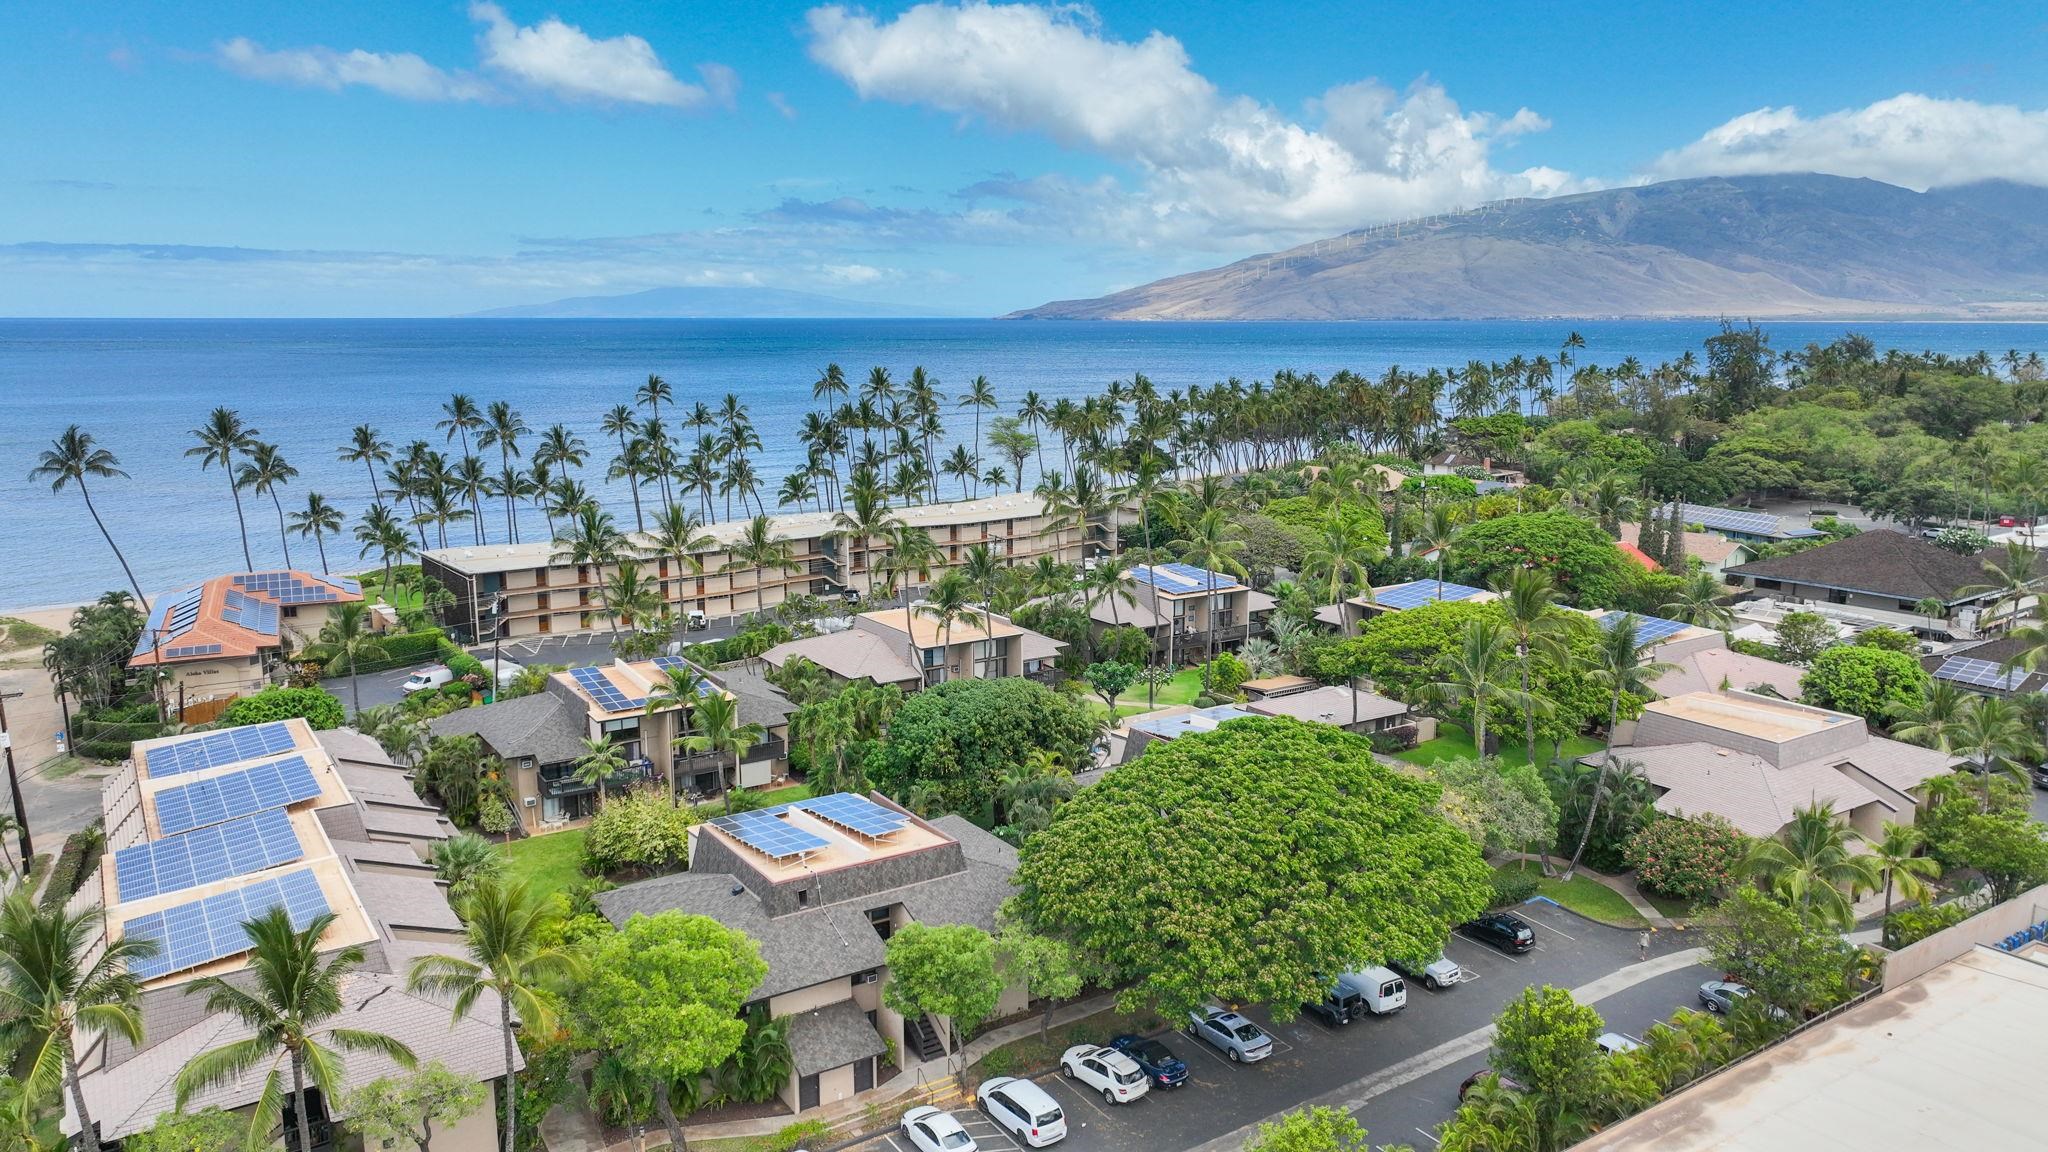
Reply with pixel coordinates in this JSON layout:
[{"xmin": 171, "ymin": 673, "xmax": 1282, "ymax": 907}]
[
  {"xmin": 1005, "ymin": 174, "xmax": 2048, "ymax": 321},
  {"xmin": 465, "ymin": 285, "xmax": 954, "ymax": 319}
]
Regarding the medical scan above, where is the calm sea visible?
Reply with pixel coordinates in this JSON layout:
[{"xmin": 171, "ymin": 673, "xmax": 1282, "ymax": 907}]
[{"xmin": 5, "ymin": 318, "xmax": 2046, "ymax": 609}]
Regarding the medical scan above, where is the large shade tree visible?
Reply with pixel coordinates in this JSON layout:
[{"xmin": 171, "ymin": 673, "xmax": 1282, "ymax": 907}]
[{"xmin": 1011, "ymin": 716, "xmax": 1490, "ymax": 1014}]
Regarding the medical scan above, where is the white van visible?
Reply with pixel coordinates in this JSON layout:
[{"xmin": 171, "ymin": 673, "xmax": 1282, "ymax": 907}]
[
  {"xmin": 400, "ymin": 666, "xmax": 454, "ymax": 695},
  {"xmin": 1344, "ymin": 965, "xmax": 1408, "ymax": 1014},
  {"xmin": 478, "ymin": 657, "xmax": 523, "ymax": 687},
  {"xmin": 977, "ymin": 1076, "xmax": 1066, "ymax": 1146}
]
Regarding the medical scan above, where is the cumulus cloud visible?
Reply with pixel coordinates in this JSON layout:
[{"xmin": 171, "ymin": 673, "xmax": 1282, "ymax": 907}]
[
  {"xmin": 1647, "ymin": 93, "xmax": 2048, "ymax": 190},
  {"xmin": 217, "ymin": 36, "xmax": 491, "ymax": 101},
  {"xmin": 804, "ymin": 1, "xmax": 1575, "ymax": 246}
]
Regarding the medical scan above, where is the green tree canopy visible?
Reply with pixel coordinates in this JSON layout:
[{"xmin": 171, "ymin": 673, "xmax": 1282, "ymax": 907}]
[
  {"xmin": 335, "ymin": 1063, "xmax": 486, "ymax": 1152},
  {"xmin": 219, "ymin": 686, "xmax": 346, "ymax": 731},
  {"xmin": 1771, "ymin": 611, "xmax": 1837, "ymax": 666},
  {"xmin": 1244, "ymin": 1105, "xmax": 1378, "ymax": 1152},
  {"xmin": 873, "ymin": 677, "xmax": 1101, "ymax": 821},
  {"xmin": 121, "ymin": 1108, "xmax": 245, "ymax": 1152},
  {"xmin": 1703, "ymin": 888, "xmax": 1855, "ymax": 1017},
  {"xmin": 1425, "ymin": 757, "xmax": 1558, "ymax": 856},
  {"xmin": 1940, "ymin": 811, "xmax": 2048, "ymax": 902},
  {"xmin": 1445, "ymin": 511, "xmax": 1635, "ymax": 607},
  {"xmin": 1012, "ymin": 717, "xmax": 1490, "ymax": 1014},
  {"xmin": 1799, "ymin": 646, "xmax": 1932, "ymax": 724},
  {"xmin": 1491, "ymin": 985, "xmax": 1606, "ymax": 1118},
  {"xmin": 882, "ymin": 922, "xmax": 1004, "ymax": 1044}
]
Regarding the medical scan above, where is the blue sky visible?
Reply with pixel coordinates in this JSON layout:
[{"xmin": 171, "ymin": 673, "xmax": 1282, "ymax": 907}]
[{"xmin": 5, "ymin": 1, "xmax": 2046, "ymax": 316}]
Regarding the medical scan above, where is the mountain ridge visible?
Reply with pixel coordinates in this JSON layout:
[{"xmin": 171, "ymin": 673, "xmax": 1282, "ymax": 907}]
[
  {"xmin": 464, "ymin": 285, "xmax": 955, "ymax": 319},
  {"xmin": 1005, "ymin": 174, "xmax": 2048, "ymax": 321}
]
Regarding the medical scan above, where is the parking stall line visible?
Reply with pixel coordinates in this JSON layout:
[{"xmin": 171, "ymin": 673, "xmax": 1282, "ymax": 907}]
[
  {"xmin": 1519, "ymin": 907, "xmax": 1579, "ymax": 941},
  {"xmin": 1452, "ymin": 931, "xmax": 1522, "ymax": 962},
  {"xmin": 1046, "ymin": 1072, "xmax": 1116, "ymax": 1119},
  {"xmin": 1179, "ymin": 1033, "xmax": 1238, "ymax": 1069},
  {"xmin": 1414, "ymin": 1127, "xmax": 1443, "ymax": 1146}
]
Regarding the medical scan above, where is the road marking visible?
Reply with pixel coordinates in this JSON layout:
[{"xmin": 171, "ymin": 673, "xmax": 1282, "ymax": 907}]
[
  {"xmin": 883, "ymin": 1135, "xmax": 906, "ymax": 1152},
  {"xmin": 1184, "ymin": 948, "xmax": 1710, "ymax": 1152},
  {"xmin": 1048, "ymin": 1071, "xmax": 1115, "ymax": 1119},
  {"xmin": 1520, "ymin": 910, "xmax": 1578, "ymax": 942},
  {"xmin": 1415, "ymin": 1128, "xmax": 1442, "ymax": 1146},
  {"xmin": 1452, "ymin": 931, "xmax": 1521, "ymax": 962}
]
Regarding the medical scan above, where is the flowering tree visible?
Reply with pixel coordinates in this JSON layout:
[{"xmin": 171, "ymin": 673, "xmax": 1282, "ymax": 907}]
[{"xmin": 1624, "ymin": 814, "xmax": 1747, "ymax": 904}]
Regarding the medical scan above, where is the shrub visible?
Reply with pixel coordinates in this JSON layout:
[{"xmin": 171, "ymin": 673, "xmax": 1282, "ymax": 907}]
[
  {"xmin": 1204, "ymin": 651, "xmax": 1250, "ymax": 696},
  {"xmin": 41, "ymin": 821, "xmax": 105, "ymax": 911},
  {"xmin": 765, "ymin": 1120, "xmax": 831, "ymax": 1152},
  {"xmin": 123, "ymin": 1108, "xmax": 246, "ymax": 1152},
  {"xmin": 1882, "ymin": 901, "xmax": 1972, "ymax": 949},
  {"xmin": 1624, "ymin": 814, "xmax": 1747, "ymax": 903},
  {"xmin": 979, "ymin": 1048, "xmax": 1016, "ymax": 1079},
  {"xmin": 220, "ymin": 686, "xmax": 346, "ymax": 731},
  {"xmin": 581, "ymin": 790, "xmax": 695, "ymax": 877},
  {"xmin": 446, "ymin": 651, "xmax": 487, "ymax": 681},
  {"xmin": 1489, "ymin": 867, "xmax": 1539, "ymax": 908}
]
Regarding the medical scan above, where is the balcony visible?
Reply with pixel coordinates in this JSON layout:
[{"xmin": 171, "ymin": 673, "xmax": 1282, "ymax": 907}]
[{"xmin": 539, "ymin": 761, "xmax": 650, "ymax": 799}]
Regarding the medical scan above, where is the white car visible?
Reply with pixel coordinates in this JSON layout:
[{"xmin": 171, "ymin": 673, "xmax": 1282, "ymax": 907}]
[
  {"xmin": 976, "ymin": 1076, "xmax": 1067, "ymax": 1147},
  {"xmin": 1597, "ymin": 1032, "xmax": 1642, "ymax": 1056},
  {"xmin": 900, "ymin": 1106, "xmax": 977, "ymax": 1152},
  {"xmin": 1059, "ymin": 1044, "xmax": 1150, "ymax": 1104}
]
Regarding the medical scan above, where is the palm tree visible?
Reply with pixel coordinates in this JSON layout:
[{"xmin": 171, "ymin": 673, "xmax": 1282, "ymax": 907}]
[
  {"xmin": 916, "ymin": 571, "xmax": 985, "ymax": 680},
  {"xmin": 1493, "ymin": 570, "xmax": 1570, "ymax": 766},
  {"xmin": 1870, "ymin": 820, "xmax": 1941, "ymax": 920},
  {"xmin": 721, "ymin": 515, "xmax": 799, "ymax": 615},
  {"xmin": 1169, "ymin": 508, "xmax": 1248, "ymax": 679},
  {"xmin": 408, "ymin": 877, "xmax": 581, "ymax": 1152},
  {"xmin": 1658, "ymin": 570, "xmax": 1736, "ymax": 630},
  {"xmin": 959, "ymin": 375, "xmax": 998, "ymax": 467},
  {"xmin": 1738, "ymin": 802, "xmax": 1882, "ymax": 930},
  {"xmin": 1947, "ymin": 694, "xmax": 2037, "ymax": 809},
  {"xmin": 1082, "ymin": 553, "xmax": 1138, "ymax": 630},
  {"xmin": 355, "ymin": 504, "xmax": 415, "ymax": 594},
  {"xmin": 1413, "ymin": 503, "xmax": 1461, "ymax": 587},
  {"xmin": 29, "ymin": 425, "xmax": 150, "ymax": 606},
  {"xmin": 1425, "ymin": 618, "xmax": 1544, "ymax": 760},
  {"xmin": 679, "ymin": 690, "xmax": 764, "ymax": 815},
  {"xmin": 340, "ymin": 424, "xmax": 392, "ymax": 503},
  {"xmin": 645, "ymin": 665, "xmax": 706, "ymax": 804},
  {"xmin": 645, "ymin": 504, "xmax": 712, "ymax": 609},
  {"xmin": 0, "ymin": 892, "xmax": 156, "ymax": 1152},
  {"xmin": 186, "ymin": 406, "xmax": 260, "ymax": 569},
  {"xmin": 237, "ymin": 442, "xmax": 300, "ymax": 568},
  {"xmin": 793, "ymin": 694, "xmax": 862, "ymax": 795},
  {"xmin": 1562, "ymin": 616, "xmax": 1677, "ymax": 880},
  {"xmin": 288, "ymin": 492, "xmax": 344, "ymax": 574},
  {"xmin": 1888, "ymin": 680, "xmax": 1970, "ymax": 752},
  {"xmin": 553, "ymin": 504, "xmax": 626, "ymax": 568},
  {"xmin": 312, "ymin": 602, "xmax": 388, "ymax": 718},
  {"xmin": 1302, "ymin": 509, "xmax": 1378, "ymax": 636},
  {"xmin": 883, "ymin": 526, "xmax": 945, "ymax": 674},
  {"xmin": 477, "ymin": 401, "xmax": 529, "ymax": 542},
  {"xmin": 599, "ymin": 561, "xmax": 664, "ymax": 639},
  {"xmin": 572, "ymin": 737, "xmax": 627, "ymax": 810},
  {"xmin": 178, "ymin": 908, "xmax": 416, "ymax": 1152},
  {"xmin": 1959, "ymin": 541, "xmax": 2045, "ymax": 628},
  {"xmin": 831, "ymin": 470, "xmax": 901, "ymax": 597}
]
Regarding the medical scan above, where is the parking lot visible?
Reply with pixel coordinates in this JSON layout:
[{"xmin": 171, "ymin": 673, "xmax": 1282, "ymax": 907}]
[{"xmin": 838, "ymin": 901, "xmax": 1714, "ymax": 1152}]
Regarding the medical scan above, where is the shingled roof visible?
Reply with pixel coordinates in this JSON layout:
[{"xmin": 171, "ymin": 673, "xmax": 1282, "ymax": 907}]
[{"xmin": 1726, "ymin": 531, "xmax": 2011, "ymax": 604}]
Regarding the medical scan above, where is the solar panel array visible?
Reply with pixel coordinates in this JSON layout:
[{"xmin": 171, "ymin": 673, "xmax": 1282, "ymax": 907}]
[
  {"xmin": 709, "ymin": 808, "xmax": 830, "ymax": 861},
  {"xmin": 798, "ymin": 793, "xmax": 910, "ymax": 839},
  {"xmin": 570, "ymin": 665, "xmax": 646, "ymax": 712},
  {"xmin": 1674, "ymin": 503, "xmax": 1822, "ymax": 540},
  {"xmin": 124, "ymin": 868, "xmax": 329, "ymax": 980},
  {"xmin": 1134, "ymin": 563, "xmax": 1238, "ymax": 594},
  {"xmin": 220, "ymin": 589, "xmax": 280, "ymax": 634},
  {"xmin": 231, "ymin": 571, "xmax": 353, "ymax": 605},
  {"xmin": 1934, "ymin": 656, "xmax": 2029, "ymax": 692},
  {"xmin": 114, "ymin": 809, "xmax": 302, "ymax": 901},
  {"xmin": 162, "ymin": 643, "xmax": 225, "ymax": 659},
  {"xmin": 1601, "ymin": 612, "xmax": 1693, "ymax": 645},
  {"xmin": 155, "ymin": 755, "xmax": 322, "ymax": 836},
  {"xmin": 1373, "ymin": 580, "xmax": 1488, "ymax": 611},
  {"xmin": 145, "ymin": 722, "xmax": 298, "ymax": 778}
]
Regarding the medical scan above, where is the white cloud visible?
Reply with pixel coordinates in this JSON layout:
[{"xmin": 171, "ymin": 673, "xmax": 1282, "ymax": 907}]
[
  {"xmin": 217, "ymin": 37, "xmax": 491, "ymax": 102},
  {"xmin": 1647, "ymin": 93, "xmax": 2048, "ymax": 190},
  {"xmin": 820, "ymin": 262, "xmax": 890, "ymax": 284},
  {"xmin": 804, "ymin": 2, "xmax": 1576, "ymax": 246},
  {"xmin": 470, "ymin": 2, "xmax": 718, "ymax": 108}
]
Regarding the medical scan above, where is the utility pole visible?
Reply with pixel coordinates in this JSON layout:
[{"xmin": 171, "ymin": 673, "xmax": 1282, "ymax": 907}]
[{"xmin": 0, "ymin": 690, "xmax": 31, "ymax": 862}]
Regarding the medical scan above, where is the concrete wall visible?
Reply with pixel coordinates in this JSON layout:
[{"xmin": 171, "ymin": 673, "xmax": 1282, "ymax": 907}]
[
  {"xmin": 769, "ymin": 977, "xmax": 852, "ymax": 1019},
  {"xmin": 1880, "ymin": 883, "xmax": 2048, "ymax": 989},
  {"xmin": 427, "ymin": 1081, "xmax": 501, "ymax": 1152}
]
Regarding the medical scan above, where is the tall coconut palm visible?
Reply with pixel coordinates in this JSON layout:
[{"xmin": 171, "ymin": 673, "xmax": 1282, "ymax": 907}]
[
  {"xmin": 177, "ymin": 908, "xmax": 415, "ymax": 1152},
  {"xmin": 1413, "ymin": 503, "xmax": 1461, "ymax": 587},
  {"xmin": 237, "ymin": 442, "xmax": 300, "ymax": 568},
  {"xmin": 312, "ymin": 602, "xmax": 388, "ymax": 718},
  {"xmin": 959, "ymin": 375, "xmax": 998, "ymax": 467},
  {"xmin": 1959, "ymin": 540, "xmax": 2046, "ymax": 628},
  {"xmin": 1658, "ymin": 570, "xmax": 1736, "ymax": 630},
  {"xmin": 645, "ymin": 666, "xmax": 706, "ymax": 804},
  {"xmin": 883, "ymin": 526, "xmax": 945, "ymax": 675},
  {"xmin": 916, "ymin": 571, "xmax": 986, "ymax": 681},
  {"xmin": 1168, "ymin": 508, "xmax": 1248, "ymax": 679},
  {"xmin": 572, "ymin": 737, "xmax": 626, "ymax": 811},
  {"xmin": 288, "ymin": 492, "xmax": 344, "ymax": 573},
  {"xmin": 1947, "ymin": 694, "xmax": 2038, "ymax": 809},
  {"xmin": 1562, "ymin": 615, "xmax": 1676, "ymax": 879},
  {"xmin": 831, "ymin": 469, "xmax": 901, "ymax": 597},
  {"xmin": 355, "ymin": 503, "xmax": 414, "ymax": 594},
  {"xmin": 339, "ymin": 424, "xmax": 391, "ymax": 503},
  {"xmin": 0, "ymin": 892, "xmax": 156, "ymax": 1152},
  {"xmin": 679, "ymin": 690, "xmax": 764, "ymax": 815},
  {"xmin": 187, "ymin": 406, "xmax": 260, "ymax": 569},
  {"xmin": 1302, "ymin": 510, "xmax": 1378, "ymax": 636},
  {"xmin": 599, "ymin": 561, "xmax": 664, "ymax": 639},
  {"xmin": 961, "ymin": 542, "xmax": 1006, "ymax": 617},
  {"xmin": 552, "ymin": 504, "xmax": 626, "ymax": 568},
  {"xmin": 1870, "ymin": 820, "xmax": 1941, "ymax": 920},
  {"xmin": 477, "ymin": 401, "xmax": 528, "ymax": 542},
  {"xmin": 600, "ymin": 404, "xmax": 646, "ymax": 531},
  {"xmin": 1493, "ymin": 569, "xmax": 1571, "ymax": 766},
  {"xmin": 721, "ymin": 515, "xmax": 799, "ymax": 615},
  {"xmin": 1738, "ymin": 802, "xmax": 1882, "ymax": 930},
  {"xmin": 408, "ymin": 877, "xmax": 580, "ymax": 1152},
  {"xmin": 1424, "ymin": 618, "xmax": 1545, "ymax": 760},
  {"xmin": 1888, "ymin": 680, "xmax": 1970, "ymax": 752},
  {"xmin": 645, "ymin": 504, "xmax": 713, "ymax": 611},
  {"xmin": 1082, "ymin": 553, "xmax": 1138, "ymax": 630},
  {"xmin": 29, "ymin": 425, "xmax": 150, "ymax": 607}
]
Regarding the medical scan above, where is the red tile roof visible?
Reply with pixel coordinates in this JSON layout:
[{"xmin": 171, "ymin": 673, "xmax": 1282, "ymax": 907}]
[{"xmin": 129, "ymin": 571, "xmax": 363, "ymax": 668}]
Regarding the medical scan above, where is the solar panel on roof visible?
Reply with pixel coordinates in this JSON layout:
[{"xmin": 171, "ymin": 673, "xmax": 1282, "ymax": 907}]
[
  {"xmin": 113, "ymin": 809, "xmax": 302, "ymax": 901},
  {"xmin": 1600, "ymin": 613, "xmax": 1691, "ymax": 645},
  {"xmin": 709, "ymin": 808, "xmax": 830, "ymax": 860},
  {"xmin": 1373, "ymin": 580, "xmax": 1486, "ymax": 611},
  {"xmin": 154, "ymin": 755, "xmax": 321, "ymax": 836},
  {"xmin": 146, "ymin": 722, "xmax": 297, "ymax": 778},
  {"xmin": 124, "ymin": 867, "xmax": 330, "ymax": 980},
  {"xmin": 1934, "ymin": 656, "xmax": 2028, "ymax": 692},
  {"xmin": 570, "ymin": 665, "xmax": 646, "ymax": 712},
  {"xmin": 798, "ymin": 793, "xmax": 910, "ymax": 839}
]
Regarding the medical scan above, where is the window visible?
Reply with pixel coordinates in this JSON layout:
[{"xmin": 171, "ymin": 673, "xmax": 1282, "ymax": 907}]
[
  {"xmin": 1755, "ymin": 578, "xmax": 1781, "ymax": 591},
  {"xmin": 922, "ymin": 647, "xmax": 944, "ymax": 668},
  {"xmin": 796, "ymin": 888, "xmax": 810, "ymax": 908}
]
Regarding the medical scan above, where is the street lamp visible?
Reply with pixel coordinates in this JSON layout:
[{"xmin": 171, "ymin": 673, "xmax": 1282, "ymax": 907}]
[{"xmin": 486, "ymin": 595, "xmax": 507, "ymax": 701}]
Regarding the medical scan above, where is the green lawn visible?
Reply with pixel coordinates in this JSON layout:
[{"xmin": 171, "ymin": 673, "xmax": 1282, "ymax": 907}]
[
  {"xmin": 1397, "ymin": 725, "xmax": 1605, "ymax": 769},
  {"xmin": 745, "ymin": 782, "xmax": 811, "ymax": 806},
  {"xmin": 1117, "ymin": 667, "xmax": 1205, "ymax": 709},
  {"xmin": 1494, "ymin": 861, "xmax": 1647, "ymax": 928},
  {"xmin": 502, "ymin": 829, "xmax": 587, "ymax": 903}
]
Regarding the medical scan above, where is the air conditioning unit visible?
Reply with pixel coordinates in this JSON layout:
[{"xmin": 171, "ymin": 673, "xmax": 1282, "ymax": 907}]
[
  {"xmin": 857, "ymin": 971, "xmax": 880, "ymax": 985},
  {"xmin": 522, "ymin": 796, "xmax": 536, "ymax": 807}
]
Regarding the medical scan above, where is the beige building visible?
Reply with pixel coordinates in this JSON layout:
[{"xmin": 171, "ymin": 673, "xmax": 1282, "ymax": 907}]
[
  {"xmin": 597, "ymin": 793, "xmax": 1025, "ymax": 1116},
  {"xmin": 429, "ymin": 656, "xmax": 796, "ymax": 832},
  {"xmin": 1600, "ymin": 689, "xmax": 1959, "ymax": 839},
  {"xmin": 761, "ymin": 608, "xmax": 1064, "ymax": 691},
  {"xmin": 1315, "ymin": 578, "xmax": 1499, "ymax": 632},
  {"xmin": 420, "ymin": 492, "xmax": 1101, "ymax": 641},
  {"xmin": 127, "ymin": 571, "xmax": 366, "ymax": 706},
  {"xmin": 69, "ymin": 720, "xmax": 507, "ymax": 1152}
]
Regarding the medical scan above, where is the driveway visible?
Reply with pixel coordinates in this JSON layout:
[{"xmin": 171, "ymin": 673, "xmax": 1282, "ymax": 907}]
[{"xmin": 834, "ymin": 902, "xmax": 1705, "ymax": 1152}]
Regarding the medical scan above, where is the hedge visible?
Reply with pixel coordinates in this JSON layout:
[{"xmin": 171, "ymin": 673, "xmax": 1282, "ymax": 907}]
[
  {"xmin": 220, "ymin": 686, "xmax": 346, "ymax": 731},
  {"xmin": 1882, "ymin": 901, "xmax": 1972, "ymax": 949},
  {"xmin": 1489, "ymin": 866, "xmax": 1539, "ymax": 908},
  {"xmin": 336, "ymin": 628, "xmax": 459, "ymax": 674},
  {"xmin": 41, "ymin": 822, "xmax": 105, "ymax": 911}
]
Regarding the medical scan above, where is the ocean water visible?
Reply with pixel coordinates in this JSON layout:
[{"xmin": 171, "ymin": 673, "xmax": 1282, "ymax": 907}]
[{"xmin": 5, "ymin": 317, "xmax": 2046, "ymax": 609}]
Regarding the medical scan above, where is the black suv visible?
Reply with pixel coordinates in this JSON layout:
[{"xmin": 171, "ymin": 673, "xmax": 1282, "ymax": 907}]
[{"xmin": 1462, "ymin": 912, "xmax": 1536, "ymax": 953}]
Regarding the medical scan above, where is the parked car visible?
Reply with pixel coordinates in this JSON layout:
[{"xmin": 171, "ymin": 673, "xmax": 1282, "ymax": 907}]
[
  {"xmin": 1457, "ymin": 1069, "xmax": 1525, "ymax": 1101},
  {"xmin": 2032, "ymin": 762, "xmax": 2048, "ymax": 790},
  {"xmin": 1343, "ymin": 966, "xmax": 1407, "ymax": 1015},
  {"xmin": 478, "ymin": 656, "xmax": 523, "ymax": 687},
  {"xmin": 1059, "ymin": 1044, "xmax": 1150, "ymax": 1105},
  {"xmin": 1461, "ymin": 912, "xmax": 1536, "ymax": 953},
  {"xmin": 1108, "ymin": 1034, "xmax": 1189, "ymax": 1089},
  {"xmin": 1597, "ymin": 1032, "xmax": 1641, "ymax": 1056},
  {"xmin": 1187, "ymin": 1005, "xmax": 1273, "ymax": 1063},
  {"xmin": 685, "ymin": 608, "xmax": 709, "ymax": 631},
  {"xmin": 400, "ymin": 666, "xmax": 454, "ymax": 695},
  {"xmin": 900, "ymin": 1107, "xmax": 977, "ymax": 1152},
  {"xmin": 1304, "ymin": 977, "xmax": 1365, "ymax": 1025},
  {"xmin": 1391, "ymin": 954, "xmax": 1464, "ymax": 991},
  {"xmin": 976, "ymin": 1077, "xmax": 1066, "ymax": 1147},
  {"xmin": 1697, "ymin": 980, "xmax": 1753, "ymax": 1014}
]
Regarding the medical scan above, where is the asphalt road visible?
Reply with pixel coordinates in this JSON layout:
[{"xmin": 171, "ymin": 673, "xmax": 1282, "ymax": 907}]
[{"xmin": 838, "ymin": 901, "xmax": 1708, "ymax": 1152}]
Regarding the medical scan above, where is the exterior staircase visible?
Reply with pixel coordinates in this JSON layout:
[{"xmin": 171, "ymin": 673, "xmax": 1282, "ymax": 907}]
[{"xmin": 907, "ymin": 1014, "xmax": 947, "ymax": 1062}]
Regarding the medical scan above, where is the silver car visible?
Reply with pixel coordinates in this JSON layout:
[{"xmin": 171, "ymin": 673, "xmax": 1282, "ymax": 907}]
[{"xmin": 1187, "ymin": 1004, "xmax": 1273, "ymax": 1063}]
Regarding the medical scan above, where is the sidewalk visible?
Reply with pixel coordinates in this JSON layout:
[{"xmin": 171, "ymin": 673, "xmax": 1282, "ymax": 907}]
[{"xmin": 1501, "ymin": 852, "xmax": 1677, "ymax": 928}]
